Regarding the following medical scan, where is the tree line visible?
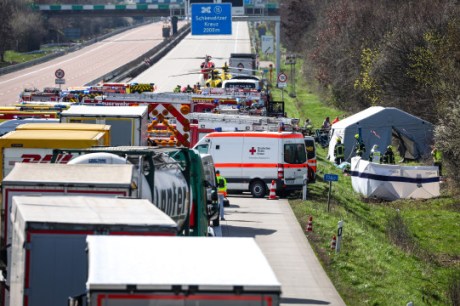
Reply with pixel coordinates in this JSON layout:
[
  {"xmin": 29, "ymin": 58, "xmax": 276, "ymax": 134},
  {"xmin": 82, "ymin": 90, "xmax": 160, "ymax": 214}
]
[
  {"xmin": 280, "ymin": 0, "xmax": 460, "ymax": 192},
  {"xmin": 0, "ymin": 0, "xmax": 136, "ymax": 63}
]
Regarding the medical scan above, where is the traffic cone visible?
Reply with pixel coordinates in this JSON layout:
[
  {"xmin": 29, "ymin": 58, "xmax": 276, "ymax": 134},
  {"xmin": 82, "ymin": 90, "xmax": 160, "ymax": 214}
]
[
  {"xmin": 267, "ymin": 180, "xmax": 278, "ymax": 200},
  {"xmin": 305, "ymin": 216, "xmax": 313, "ymax": 232},
  {"xmin": 330, "ymin": 235, "xmax": 337, "ymax": 250}
]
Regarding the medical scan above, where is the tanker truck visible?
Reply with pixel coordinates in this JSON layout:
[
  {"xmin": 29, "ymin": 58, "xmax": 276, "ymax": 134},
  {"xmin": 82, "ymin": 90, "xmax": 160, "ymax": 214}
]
[{"xmin": 51, "ymin": 146, "xmax": 214, "ymax": 237}]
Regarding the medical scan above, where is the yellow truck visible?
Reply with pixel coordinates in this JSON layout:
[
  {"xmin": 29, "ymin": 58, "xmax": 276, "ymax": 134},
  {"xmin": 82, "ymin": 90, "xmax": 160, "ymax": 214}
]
[
  {"xmin": 15, "ymin": 123, "xmax": 111, "ymax": 146},
  {"xmin": 0, "ymin": 130, "xmax": 105, "ymax": 180}
]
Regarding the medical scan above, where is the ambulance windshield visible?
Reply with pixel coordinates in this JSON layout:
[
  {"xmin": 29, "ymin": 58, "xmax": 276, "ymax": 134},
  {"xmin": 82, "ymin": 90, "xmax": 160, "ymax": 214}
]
[{"xmin": 284, "ymin": 144, "xmax": 307, "ymax": 164}]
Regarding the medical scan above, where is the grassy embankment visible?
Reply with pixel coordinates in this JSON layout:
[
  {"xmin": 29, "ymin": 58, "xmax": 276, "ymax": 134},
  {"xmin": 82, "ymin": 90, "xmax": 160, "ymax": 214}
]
[{"xmin": 265, "ymin": 54, "xmax": 460, "ymax": 305}]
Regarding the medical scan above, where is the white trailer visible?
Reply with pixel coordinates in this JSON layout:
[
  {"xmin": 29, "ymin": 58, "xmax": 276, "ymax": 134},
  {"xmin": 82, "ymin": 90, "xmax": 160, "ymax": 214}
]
[
  {"xmin": 60, "ymin": 105, "xmax": 149, "ymax": 146},
  {"xmin": 1, "ymin": 163, "xmax": 138, "ymax": 249},
  {"xmin": 8, "ymin": 196, "xmax": 177, "ymax": 306},
  {"xmin": 83, "ymin": 236, "xmax": 281, "ymax": 306}
]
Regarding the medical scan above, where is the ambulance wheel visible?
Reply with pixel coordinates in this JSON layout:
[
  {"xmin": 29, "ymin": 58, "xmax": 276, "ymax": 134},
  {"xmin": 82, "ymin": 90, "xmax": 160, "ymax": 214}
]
[{"xmin": 250, "ymin": 180, "xmax": 266, "ymax": 198}]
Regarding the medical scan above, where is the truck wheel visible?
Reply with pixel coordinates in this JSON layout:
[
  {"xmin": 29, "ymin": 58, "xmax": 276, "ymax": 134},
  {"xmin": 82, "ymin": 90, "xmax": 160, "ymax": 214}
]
[{"xmin": 250, "ymin": 180, "xmax": 267, "ymax": 198}]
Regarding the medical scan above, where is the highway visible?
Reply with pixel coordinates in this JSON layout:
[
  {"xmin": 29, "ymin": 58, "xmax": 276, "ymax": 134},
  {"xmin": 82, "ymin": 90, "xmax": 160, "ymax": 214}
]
[
  {"xmin": 214, "ymin": 195, "xmax": 346, "ymax": 306},
  {"xmin": 0, "ymin": 21, "xmax": 346, "ymax": 305},
  {"xmin": 131, "ymin": 21, "xmax": 252, "ymax": 92},
  {"xmin": 0, "ymin": 21, "xmax": 185, "ymax": 106}
]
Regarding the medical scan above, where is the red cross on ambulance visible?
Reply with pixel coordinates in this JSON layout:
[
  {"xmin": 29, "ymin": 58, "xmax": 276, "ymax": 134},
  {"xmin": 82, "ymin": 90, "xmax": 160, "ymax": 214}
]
[{"xmin": 249, "ymin": 147, "xmax": 257, "ymax": 155}]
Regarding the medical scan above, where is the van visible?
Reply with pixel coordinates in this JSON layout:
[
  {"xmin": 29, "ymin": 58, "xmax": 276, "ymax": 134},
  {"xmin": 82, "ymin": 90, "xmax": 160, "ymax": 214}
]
[{"xmin": 194, "ymin": 131, "xmax": 309, "ymax": 198}]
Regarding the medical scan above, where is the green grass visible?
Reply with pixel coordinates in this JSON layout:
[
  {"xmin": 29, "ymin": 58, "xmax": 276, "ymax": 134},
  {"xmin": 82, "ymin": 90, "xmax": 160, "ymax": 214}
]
[
  {"xmin": 254, "ymin": 35, "xmax": 460, "ymax": 304},
  {"xmin": 1, "ymin": 47, "xmax": 64, "ymax": 67}
]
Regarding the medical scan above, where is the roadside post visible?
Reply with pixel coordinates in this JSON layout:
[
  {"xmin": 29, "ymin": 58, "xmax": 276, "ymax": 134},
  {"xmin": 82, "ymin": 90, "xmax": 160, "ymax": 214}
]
[
  {"xmin": 277, "ymin": 72, "xmax": 287, "ymax": 101},
  {"xmin": 54, "ymin": 68, "xmax": 65, "ymax": 90},
  {"xmin": 302, "ymin": 173, "xmax": 308, "ymax": 200},
  {"xmin": 324, "ymin": 173, "xmax": 338, "ymax": 212},
  {"xmin": 336, "ymin": 220, "xmax": 343, "ymax": 253}
]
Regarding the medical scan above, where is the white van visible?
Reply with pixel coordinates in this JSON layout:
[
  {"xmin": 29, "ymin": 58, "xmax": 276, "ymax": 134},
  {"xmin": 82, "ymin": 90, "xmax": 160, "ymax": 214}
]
[{"xmin": 194, "ymin": 131, "xmax": 309, "ymax": 198}]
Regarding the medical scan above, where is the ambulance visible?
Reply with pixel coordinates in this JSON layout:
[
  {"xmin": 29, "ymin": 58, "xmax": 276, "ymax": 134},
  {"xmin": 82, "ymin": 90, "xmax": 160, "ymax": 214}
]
[{"xmin": 194, "ymin": 131, "xmax": 309, "ymax": 198}]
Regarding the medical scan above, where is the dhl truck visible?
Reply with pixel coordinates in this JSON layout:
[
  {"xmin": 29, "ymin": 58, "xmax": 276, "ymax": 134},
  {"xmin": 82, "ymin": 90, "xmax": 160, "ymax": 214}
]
[
  {"xmin": 75, "ymin": 236, "xmax": 281, "ymax": 306},
  {"xmin": 0, "ymin": 107, "xmax": 58, "ymax": 122},
  {"xmin": 7, "ymin": 196, "xmax": 177, "ymax": 306},
  {"xmin": 15, "ymin": 123, "xmax": 111, "ymax": 146},
  {"xmin": 0, "ymin": 129, "xmax": 105, "ymax": 181}
]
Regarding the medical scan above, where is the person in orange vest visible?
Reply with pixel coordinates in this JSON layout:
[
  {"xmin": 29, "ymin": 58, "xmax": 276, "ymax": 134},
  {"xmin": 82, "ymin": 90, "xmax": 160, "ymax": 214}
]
[{"xmin": 216, "ymin": 170, "xmax": 227, "ymax": 221}]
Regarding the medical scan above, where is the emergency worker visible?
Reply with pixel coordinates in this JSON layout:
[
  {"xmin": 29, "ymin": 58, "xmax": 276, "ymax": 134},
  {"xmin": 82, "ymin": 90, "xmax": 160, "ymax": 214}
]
[
  {"xmin": 369, "ymin": 144, "xmax": 381, "ymax": 163},
  {"xmin": 173, "ymin": 85, "xmax": 181, "ymax": 93},
  {"xmin": 431, "ymin": 145, "xmax": 443, "ymax": 176},
  {"xmin": 354, "ymin": 134, "xmax": 366, "ymax": 157},
  {"xmin": 382, "ymin": 145, "xmax": 395, "ymax": 164},
  {"xmin": 216, "ymin": 170, "xmax": 227, "ymax": 221},
  {"xmin": 334, "ymin": 138, "xmax": 345, "ymax": 165}
]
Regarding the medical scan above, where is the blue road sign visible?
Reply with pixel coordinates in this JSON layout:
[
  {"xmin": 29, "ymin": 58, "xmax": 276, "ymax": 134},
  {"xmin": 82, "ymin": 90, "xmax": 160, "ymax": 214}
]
[
  {"xmin": 191, "ymin": 3, "xmax": 232, "ymax": 35},
  {"xmin": 324, "ymin": 174, "xmax": 339, "ymax": 182}
]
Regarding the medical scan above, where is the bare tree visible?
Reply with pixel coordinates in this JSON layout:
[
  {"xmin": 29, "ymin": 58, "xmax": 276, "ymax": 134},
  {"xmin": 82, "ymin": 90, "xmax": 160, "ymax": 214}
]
[{"xmin": 0, "ymin": 0, "xmax": 14, "ymax": 62}]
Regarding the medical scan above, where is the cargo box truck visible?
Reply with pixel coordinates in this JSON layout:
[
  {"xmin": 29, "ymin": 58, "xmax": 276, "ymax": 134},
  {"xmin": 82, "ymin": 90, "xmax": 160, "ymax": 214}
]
[
  {"xmin": 15, "ymin": 122, "xmax": 111, "ymax": 146},
  {"xmin": 7, "ymin": 196, "xmax": 177, "ymax": 306},
  {"xmin": 1, "ymin": 163, "xmax": 138, "ymax": 249},
  {"xmin": 79, "ymin": 236, "xmax": 281, "ymax": 306},
  {"xmin": 0, "ymin": 129, "xmax": 106, "ymax": 181},
  {"xmin": 60, "ymin": 105, "xmax": 149, "ymax": 146}
]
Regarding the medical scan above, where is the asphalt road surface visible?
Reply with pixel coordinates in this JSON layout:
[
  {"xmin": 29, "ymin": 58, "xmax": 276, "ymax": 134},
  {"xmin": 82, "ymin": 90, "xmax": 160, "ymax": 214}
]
[
  {"xmin": 0, "ymin": 21, "xmax": 185, "ymax": 106},
  {"xmin": 215, "ymin": 195, "xmax": 346, "ymax": 306},
  {"xmin": 131, "ymin": 21, "xmax": 251, "ymax": 92}
]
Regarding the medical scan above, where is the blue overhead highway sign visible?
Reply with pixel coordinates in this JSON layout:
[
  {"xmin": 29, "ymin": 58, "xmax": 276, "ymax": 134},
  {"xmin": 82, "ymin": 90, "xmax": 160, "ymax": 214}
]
[{"xmin": 191, "ymin": 3, "xmax": 232, "ymax": 35}]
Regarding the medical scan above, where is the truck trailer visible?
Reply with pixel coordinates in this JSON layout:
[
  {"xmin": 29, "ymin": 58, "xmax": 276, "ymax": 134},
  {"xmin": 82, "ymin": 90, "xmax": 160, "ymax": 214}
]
[
  {"xmin": 60, "ymin": 105, "xmax": 149, "ymax": 146},
  {"xmin": 0, "ymin": 129, "xmax": 106, "ymax": 180},
  {"xmin": 80, "ymin": 236, "xmax": 281, "ymax": 306},
  {"xmin": 51, "ymin": 146, "xmax": 212, "ymax": 237},
  {"xmin": 7, "ymin": 196, "xmax": 177, "ymax": 306}
]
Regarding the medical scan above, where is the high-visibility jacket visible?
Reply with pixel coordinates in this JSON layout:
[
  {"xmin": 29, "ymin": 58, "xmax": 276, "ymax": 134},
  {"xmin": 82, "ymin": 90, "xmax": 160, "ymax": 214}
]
[
  {"xmin": 432, "ymin": 148, "xmax": 442, "ymax": 163},
  {"xmin": 334, "ymin": 143, "xmax": 345, "ymax": 158},
  {"xmin": 370, "ymin": 149, "xmax": 381, "ymax": 163},
  {"xmin": 216, "ymin": 175, "xmax": 227, "ymax": 196}
]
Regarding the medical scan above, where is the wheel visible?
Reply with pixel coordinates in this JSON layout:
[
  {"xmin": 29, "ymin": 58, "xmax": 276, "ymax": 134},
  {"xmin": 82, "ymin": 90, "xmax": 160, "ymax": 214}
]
[{"xmin": 250, "ymin": 180, "xmax": 267, "ymax": 198}]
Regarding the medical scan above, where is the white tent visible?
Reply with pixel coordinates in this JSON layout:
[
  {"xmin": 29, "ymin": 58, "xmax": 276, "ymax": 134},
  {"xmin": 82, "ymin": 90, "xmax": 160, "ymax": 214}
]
[
  {"xmin": 328, "ymin": 107, "xmax": 433, "ymax": 162},
  {"xmin": 351, "ymin": 157, "xmax": 440, "ymax": 201}
]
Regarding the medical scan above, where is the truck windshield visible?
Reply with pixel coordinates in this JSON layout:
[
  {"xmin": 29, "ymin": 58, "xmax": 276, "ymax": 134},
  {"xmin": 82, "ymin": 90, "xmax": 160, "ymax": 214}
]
[
  {"xmin": 284, "ymin": 144, "xmax": 307, "ymax": 164},
  {"xmin": 195, "ymin": 144, "xmax": 209, "ymax": 154}
]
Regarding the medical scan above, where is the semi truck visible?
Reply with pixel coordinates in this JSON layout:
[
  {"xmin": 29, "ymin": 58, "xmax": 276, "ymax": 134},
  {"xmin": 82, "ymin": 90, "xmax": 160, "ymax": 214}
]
[
  {"xmin": 51, "ymin": 146, "xmax": 214, "ymax": 237},
  {"xmin": 77, "ymin": 236, "xmax": 281, "ymax": 306},
  {"xmin": 60, "ymin": 105, "xmax": 149, "ymax": 146},
  {"xmin": 7, "ymin": 196, "xmax": 177, "ymax": 306},
  {"xmin": 0, "ymin": 129, "xmax": 106, "ymax": 181}
]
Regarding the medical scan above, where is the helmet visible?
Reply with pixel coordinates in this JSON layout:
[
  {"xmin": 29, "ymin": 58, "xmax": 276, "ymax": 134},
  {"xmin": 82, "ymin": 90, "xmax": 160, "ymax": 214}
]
[
  {"xmin": 354, "ymin": 134, "xmax": 359, "ymax": 139},
  {"xmin": 336, "ymin": 138, "xmax": 342, "ymax": 143},
  {"xmin": 387, "ymin": 145, "xmax": 393, "ymax": 150},
  {"xmin": 373, "ymin": 144, "xmax": 379, "ymax": 149}
]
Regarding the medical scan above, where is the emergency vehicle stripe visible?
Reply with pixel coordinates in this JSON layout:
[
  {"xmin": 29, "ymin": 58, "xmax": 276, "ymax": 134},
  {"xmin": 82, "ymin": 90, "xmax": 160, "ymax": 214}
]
[
  {"xmin": 97, "ymin": 294, "xmax": 273, "ymax": 306},
  {"xmin": 350, "ymin": 171, "xmax": 440, "ymax": 183},
  {"xmin": 207, "ymin": 132, "xmax": 303, "ymax": 139},
  {"xmin": 215, "ymin": 163, "xmax": 307, "ymax": 169}
]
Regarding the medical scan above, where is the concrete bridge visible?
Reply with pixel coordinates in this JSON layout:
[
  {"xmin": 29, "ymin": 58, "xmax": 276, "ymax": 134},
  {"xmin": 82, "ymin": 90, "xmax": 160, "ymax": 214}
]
[{"xmin": 31, "ymin": 1, "xmax": 279, "ymax": 18}]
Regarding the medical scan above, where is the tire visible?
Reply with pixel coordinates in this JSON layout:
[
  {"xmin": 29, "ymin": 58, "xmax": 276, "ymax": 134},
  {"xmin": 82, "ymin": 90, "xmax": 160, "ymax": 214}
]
[{"xmin": 250, "ymin": 180, "xmax": 267, "ymax": 198}]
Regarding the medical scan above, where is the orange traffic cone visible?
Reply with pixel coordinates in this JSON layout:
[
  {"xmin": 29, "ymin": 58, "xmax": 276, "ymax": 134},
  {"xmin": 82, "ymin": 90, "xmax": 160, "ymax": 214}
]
[
  {"xmin": 330, "ymin": 235, "xmax": 337, "ymax": 250},
  {"xmin": 305, "ymin": 216, "xmax": 313, "ymax": 232},
  {"xmin": 267, "ymin": 180, "xmax": 278, "ymax": 200}
]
